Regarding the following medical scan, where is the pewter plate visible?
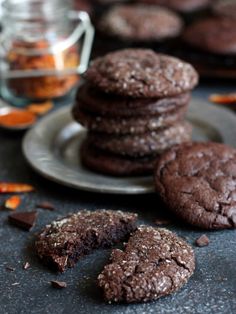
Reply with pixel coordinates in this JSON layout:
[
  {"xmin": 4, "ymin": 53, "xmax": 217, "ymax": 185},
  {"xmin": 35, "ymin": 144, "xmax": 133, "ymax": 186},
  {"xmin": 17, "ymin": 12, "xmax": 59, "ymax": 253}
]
[{"xmin": 23, "ymin": 99, "xmax": 236, "ymax": 194}]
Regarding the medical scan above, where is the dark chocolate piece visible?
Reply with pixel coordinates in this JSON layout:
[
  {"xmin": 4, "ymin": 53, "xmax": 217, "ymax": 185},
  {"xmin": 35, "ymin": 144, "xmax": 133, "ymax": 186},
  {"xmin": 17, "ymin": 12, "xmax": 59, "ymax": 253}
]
[
  {"xmin": 8, "ymin": 211, "xmax": 38, "ymax": 231},
  {"xmin": 51, "ymin": 281, "xmax": 67, "ymax": 289}
]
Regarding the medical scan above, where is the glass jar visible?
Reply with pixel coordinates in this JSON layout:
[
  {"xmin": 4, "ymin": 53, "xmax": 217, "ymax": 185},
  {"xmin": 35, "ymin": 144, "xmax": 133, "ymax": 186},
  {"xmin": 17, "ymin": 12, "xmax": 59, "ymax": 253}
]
[{"xmin": 0, "ymin": 0, "xmax": 94, "ymax": 106}]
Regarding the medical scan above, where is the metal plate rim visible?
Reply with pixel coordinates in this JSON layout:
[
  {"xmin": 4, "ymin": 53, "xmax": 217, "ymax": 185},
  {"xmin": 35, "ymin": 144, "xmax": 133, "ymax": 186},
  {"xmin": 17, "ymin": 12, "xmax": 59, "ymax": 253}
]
[{"xmin": 23, "ymin": 99, "xmax": 236, "ymax": 194}]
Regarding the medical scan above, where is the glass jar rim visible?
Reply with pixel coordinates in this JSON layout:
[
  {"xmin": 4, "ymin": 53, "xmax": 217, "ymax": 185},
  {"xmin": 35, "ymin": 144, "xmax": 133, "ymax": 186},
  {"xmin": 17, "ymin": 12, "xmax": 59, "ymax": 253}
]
[{"xmin": 2, "ymin": 0, "xmax": 71, "ymax": 20}]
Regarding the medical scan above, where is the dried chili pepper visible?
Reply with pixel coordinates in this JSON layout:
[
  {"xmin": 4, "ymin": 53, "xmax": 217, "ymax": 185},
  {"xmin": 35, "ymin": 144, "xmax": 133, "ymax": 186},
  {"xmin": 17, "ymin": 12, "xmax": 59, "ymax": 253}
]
[
  {"xmin": 209, "ymin": 93, "xmax": 236, "ymax": 105},
  {"xmin": 0, "ymin": 182, "xmax": 34, "ymax": 193},
  {"xmin": 27, "ymin": 101, "xmax": 54, "ymax": 116},
  {"xmin": 7, "ymin": 40, "xmax": 79, "ymax": 100},
  {"xmin": 0, "ymin": 110, "xmax": 36, "ymax": 128},
  {"xmin": 4, "ymin": 195, "xmax": 21, "ymax": 210}
]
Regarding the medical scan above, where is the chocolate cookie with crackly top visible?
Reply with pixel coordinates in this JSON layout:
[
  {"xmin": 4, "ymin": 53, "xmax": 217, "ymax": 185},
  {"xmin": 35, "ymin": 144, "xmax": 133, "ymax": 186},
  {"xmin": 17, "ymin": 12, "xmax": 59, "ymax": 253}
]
[
  {"xmin": 35, "ymin": 209, "xmax": 137, "ymax": 272},
  {"xmin": 85, "ymin": 49, "xmax": 198, "ymax": 98},
  {"xmin": 81, "ymin": 140, "xmax": 157, "ymax": 176},
  {"xmin": 98, "ymin": 226, "xmax": 195, "ymax": 303},
  {"xmin": 97, "ymin": 4, "xmax": 183, "ymax": 42},
  {"xmin": 87, "ymin": 121, "xmax": 192, "ymax": 157},
  {"xmin": 154, "ymin": 142, "xmax": 236, "ymax": 229},
  {"xmin": 75, "ymin": 83, "xmax": 191, "ymax": 117},
  {"xmin": 72, "ymin": 102, "xmax": 188, "ymax": 135}
]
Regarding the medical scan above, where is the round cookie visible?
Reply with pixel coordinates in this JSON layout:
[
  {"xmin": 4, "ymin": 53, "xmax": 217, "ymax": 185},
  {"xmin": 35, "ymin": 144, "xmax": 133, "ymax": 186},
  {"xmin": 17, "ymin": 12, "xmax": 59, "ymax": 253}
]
[
  {"xmin": 73, "ymin": 101, "xmax": 188, "ymax": 135},
  {"xmin": 136, "ymin": 0, "xmax": 211, "ymax": 13},
  {"xmin": 81, "ymin": 140, "xmax": 157, "ymax": 176},
  {"xmin": 212, "ymin": 0, "xmax": 236, "ymax": 19},
  {"xmin": 87, "ymin": 121, "xmax": 192, "ymax": 157},
  {"xmin": 98, "ymin": 226, "xmax": 195, "ymax": 303},
  {"xmin": 85, "ymin": 49, "xmax": 199, "ymax": 98},
  {"xmin": 98, "ymin": 4, "xmax": 183, "ymax": 42},
  {"xmin": 155, "ymin": 142, "xmax": 236, "ymax": 230},
  {"xmin": 75, "ymin": 83, "xmax": 191, "ymax": 117},
  {"xmin": 183, "ymin": 17, "xmax": 236, "ymax": 55}
]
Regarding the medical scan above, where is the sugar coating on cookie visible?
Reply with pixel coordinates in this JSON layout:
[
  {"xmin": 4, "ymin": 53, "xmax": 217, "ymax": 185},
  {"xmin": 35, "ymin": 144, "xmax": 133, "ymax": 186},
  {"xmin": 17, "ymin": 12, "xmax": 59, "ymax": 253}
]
[
  {"xmin": 98, "ymin": 4, "xmax": 183, "ymax": 41},
  {"xmin": 35, "ymin": 210, "xmax": 137, "ymax": 272},
  {"xmin": 155, "ymin": 142, "xmax": 236, "ymax": 229},
  {"xmin": 98, "ymin": 226, "xmax": 195, "ymax": 303},
  {"xmin": 85, "ymin": 49, "xmax": 199, "ymax": 98}
]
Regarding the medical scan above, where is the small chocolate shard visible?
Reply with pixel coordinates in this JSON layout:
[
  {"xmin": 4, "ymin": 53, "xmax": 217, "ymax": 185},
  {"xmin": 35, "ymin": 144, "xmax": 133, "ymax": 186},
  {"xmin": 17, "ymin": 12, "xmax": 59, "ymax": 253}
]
[
  {"xmin": 8, "ymin": 211, "xmax": 38, "ymax": 231},
  {"xmin": 36, "ymin": 202, "xmax": 56, "ymax": 211},
  {"xmin": 23, "ymin": 262, "xmax": 31, "ymax": 270},
  {"xmin": 155, "ymin": 217, "xmax": 171, "ymax": 226},
  {"xmin": 195, "ymin": 235, "xmax": 210, "ymax": 247},
  {"xmin": 51, "ymin": 280, "xmax": 67, "ymax": 289},
  {"xmin": 6, "ymin": 266, "xmax": 15, "ymax": 271}
]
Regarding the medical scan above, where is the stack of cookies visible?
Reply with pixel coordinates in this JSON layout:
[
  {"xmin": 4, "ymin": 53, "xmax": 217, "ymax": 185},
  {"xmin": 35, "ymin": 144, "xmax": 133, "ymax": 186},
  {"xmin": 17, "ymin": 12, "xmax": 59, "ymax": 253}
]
[{"xmin": 72, "ymin": 49, "xmax": 198, "ymax": 176}]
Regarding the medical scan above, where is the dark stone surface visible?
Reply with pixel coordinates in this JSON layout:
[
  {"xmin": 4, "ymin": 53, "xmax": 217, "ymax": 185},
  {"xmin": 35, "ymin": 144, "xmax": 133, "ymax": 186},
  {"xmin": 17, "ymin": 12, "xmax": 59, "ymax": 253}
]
[{"xmin": 0, "ymin": 83, "xmax": 236, "ymax": 314}]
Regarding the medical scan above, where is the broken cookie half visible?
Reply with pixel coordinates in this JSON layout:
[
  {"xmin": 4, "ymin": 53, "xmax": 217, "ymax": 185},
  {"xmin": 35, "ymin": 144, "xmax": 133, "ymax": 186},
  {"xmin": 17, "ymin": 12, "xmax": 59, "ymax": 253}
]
[
  {"xmin": 98, "ymin": 226, "xmax": 195, "ymax": 303},
  {"xmin": 35, "ymin": 210, "xmax": 137, "ymax": 272}
]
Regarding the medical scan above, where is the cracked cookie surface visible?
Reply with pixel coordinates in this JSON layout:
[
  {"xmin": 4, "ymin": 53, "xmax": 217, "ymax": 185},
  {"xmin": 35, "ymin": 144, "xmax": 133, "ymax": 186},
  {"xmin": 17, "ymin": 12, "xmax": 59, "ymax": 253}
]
[
  {"xmin": 35, "ymin": 210, "xmax": 137, "ymax": 272},
  {"xmin": 98, "ymin": 226, "xmax": 195, "ymax": 303},
  {"xmin": 154, "ymin": 142, "xmax": 236, "ymax": 229},
  {"xmin": 85, "ymin": 49, "xmax": 198, "ymax": 98}
]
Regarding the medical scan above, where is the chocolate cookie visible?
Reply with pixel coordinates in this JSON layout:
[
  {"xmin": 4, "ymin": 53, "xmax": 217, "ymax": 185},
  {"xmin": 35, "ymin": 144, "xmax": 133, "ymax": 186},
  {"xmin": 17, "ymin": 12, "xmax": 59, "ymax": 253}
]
[
  {"xmin": 73, "ymin": 102, "xmax": 188, "ymax": 135},
  {"xmin": 212, "ymin": 0, "xmax": 236, "ymax": 19},
  {"xmin": 183, "ymin": 17, "xmax": 236, "ymax": 55},
  {"xmin": 98, "ymin": 226, "xmax": 195, "ymax": 303},
  {"xmin": 154, "ymin": 142, "xmax": 236, "ymax": 229},
  {"xmin": 81, "ymin": 140, "xmax": 157, "ymax": 176},
  {"xmin": 75, "ymin": 83, "xmax": 191, "ymax": 117},
  {"xmin": 85, "ymin": 49, "xmax": 198, "ymax": 98},
  {"xmin": 35, "ymin": 210, "xmax": 137, "ymax": 272},
  {"xmin": 137, "ymin": 0, "xmax": 211, "ymax": 13},
  {"xmin": 87, "ymin": 121, "xmax": 192, "ymax": 157},
  {"xmin": 98, "ymin": 4, "xmax": 183, "ymax": 42}
]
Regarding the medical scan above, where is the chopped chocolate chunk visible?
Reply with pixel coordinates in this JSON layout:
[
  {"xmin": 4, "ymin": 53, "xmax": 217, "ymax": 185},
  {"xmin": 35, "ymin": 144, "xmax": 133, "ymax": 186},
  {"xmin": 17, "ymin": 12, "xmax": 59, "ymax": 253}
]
[
  {"xmin": 8, "ymin": 211, "xmax": 38, "ymax": 231},
  {"xmin": 35, "ymin": 210, "xmax": 137, "ymax": 272},
  {"xmin": 6, "ymin": 266, "xmax": 15, "ymax": 272},
  {"xmin": 195, "ymin": 235, "xmax": 210, "ymax": 247},
  {"xmin": 51, "ymin": 280, "xmax": 67, "ymax": 289},
  {"xmin": 23, "ymin": 262, "xmax": 31, "ymax": 270},
  {"xmin": 36, "ymin": 202, "xmax": 56, "ymax": 211},
  {"xmin": 155, "ymin": 217, "xmax": 172, "ymax": 226}
]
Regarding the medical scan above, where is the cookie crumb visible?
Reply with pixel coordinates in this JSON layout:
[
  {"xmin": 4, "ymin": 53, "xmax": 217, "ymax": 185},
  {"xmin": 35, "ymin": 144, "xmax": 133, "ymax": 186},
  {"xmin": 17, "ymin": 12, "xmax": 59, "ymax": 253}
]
[
  {"xmin": 36, "ymin": 202, "xmax": 56, "ymax": 211},
  {"xmin": 195, "ymin": 235, "xmax": 210, "ymax": 247},
  {"xmin": 23, "ymin": 262, "xmax": 31, "ymax": 270},
  {"xmin": 51, "ymin": 281, "xmax": 67, "ymax": 289}
]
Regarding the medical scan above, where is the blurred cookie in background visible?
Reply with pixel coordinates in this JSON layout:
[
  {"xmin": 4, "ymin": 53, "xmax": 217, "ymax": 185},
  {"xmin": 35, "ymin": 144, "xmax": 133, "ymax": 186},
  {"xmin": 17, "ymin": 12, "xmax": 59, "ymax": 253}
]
[
  {"xmin": 94, "ymin": 4, "xmax": 183, "ymax": 56},
  {"xmin": 73, "ymin": 0, "xmax": 93, "ymax": 14},
  {"xmin": 212, "ymin": 0, "xmax": 236, "ymax": 19},
  {"xmin": 181, "ymin": 17, "xmax": 236, "ymax": 78},
  {"xmin": 136, "ymin": 0, "xmax": 212, "ymax": 13}
]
